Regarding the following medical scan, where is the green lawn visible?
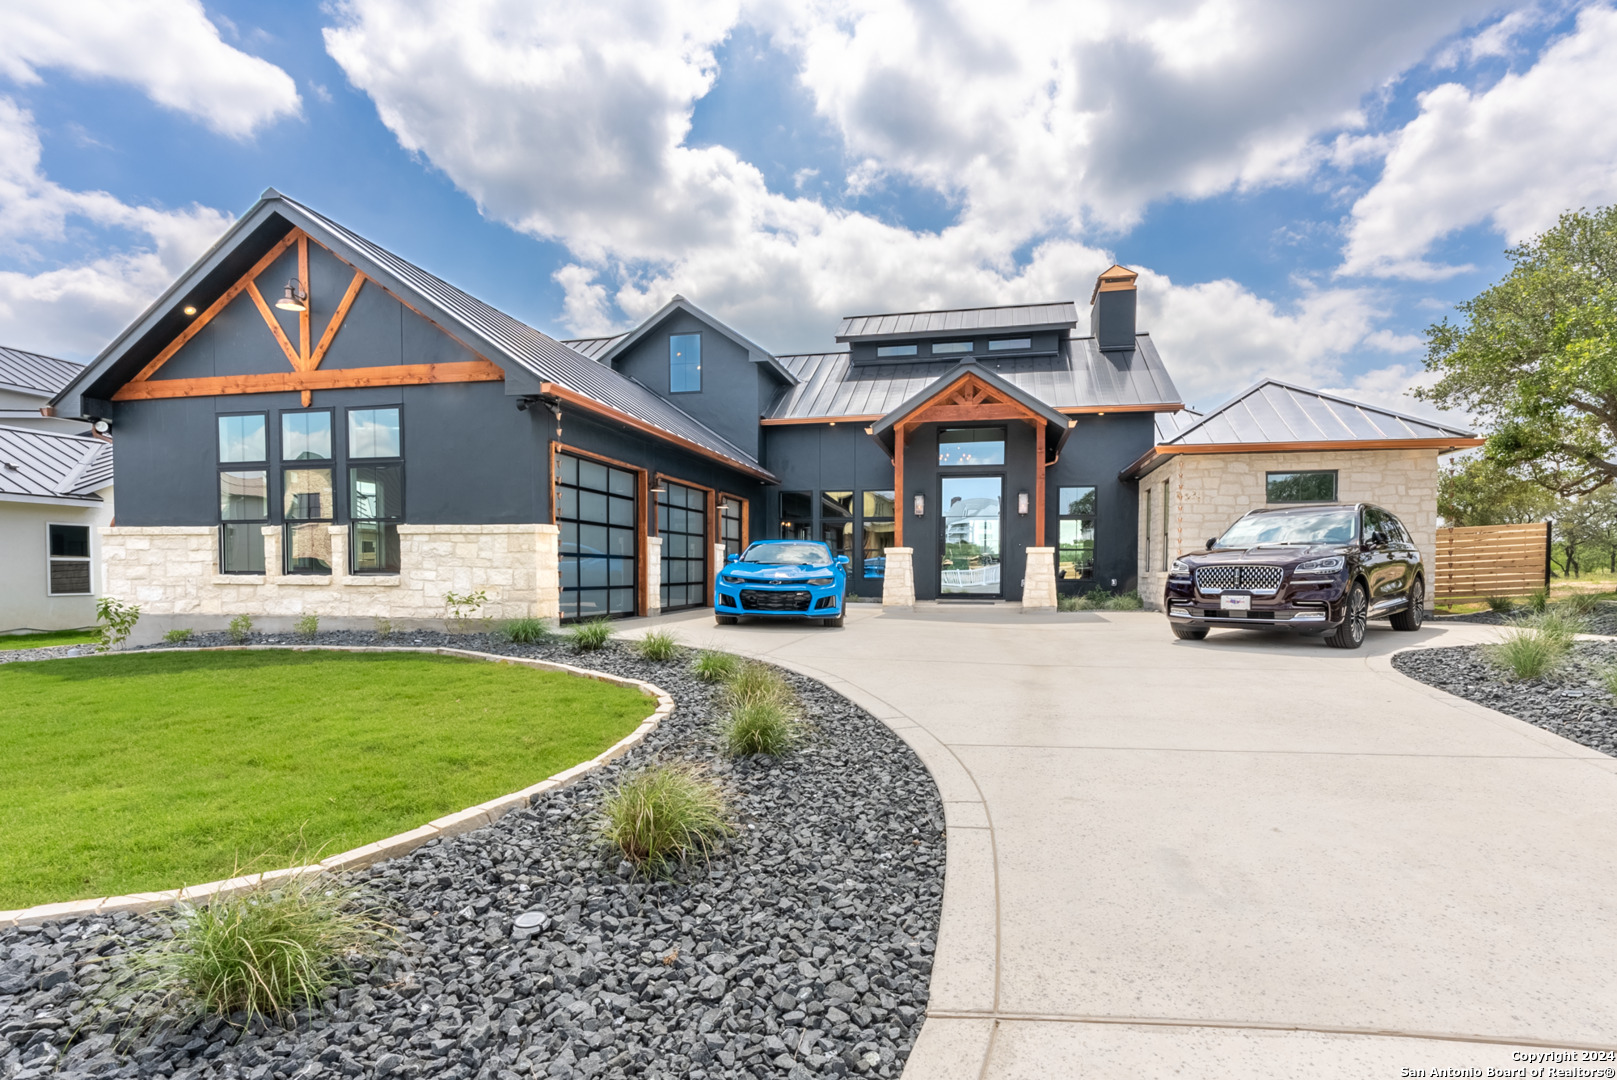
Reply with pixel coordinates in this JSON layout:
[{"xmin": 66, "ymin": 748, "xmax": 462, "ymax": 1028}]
[
  {"xmin": 0, "ymin": 629, "xmax": 99, "ymax": 650},
  {"xmin": 0, "ymin": 650, "xmax": 652, "ymax": 908}
]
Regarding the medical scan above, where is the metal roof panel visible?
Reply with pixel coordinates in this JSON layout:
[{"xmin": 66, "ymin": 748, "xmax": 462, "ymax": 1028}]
[{"xmin": 0, "ymin": 346, "xmax": 83, "ymax": 396}]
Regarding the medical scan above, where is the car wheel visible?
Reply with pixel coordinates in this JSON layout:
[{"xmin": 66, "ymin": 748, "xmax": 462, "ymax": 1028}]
[
  {"xmin": 715, "ymin": 613, "xmax": 738, "ymax": 625},
  {"xmin": 1389, "ymin": 577, "xmax": 1425, "ymax": 631},
  {"xmin": 1170, "ymin": 624, "xmax": 1208, "ymax": 641},
  {"xmin": 825, "ymin": 607, "xmax": 845, "ymax": 628},
  {"xmin": 1326, "ymin": 582, "xmax": 1369, "ymax": 649}
]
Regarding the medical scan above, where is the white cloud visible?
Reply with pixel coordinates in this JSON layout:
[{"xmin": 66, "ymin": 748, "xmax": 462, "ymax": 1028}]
[
  {"xmin": 0, "ymin": 0, "xmax": 300, "ymax": 138},
  {"xmin": 0, "ymin": 97, "xmax": 231, "ymax": 358},
  {"xmin": 1342, "ymin": 4, "xmax": 1617, "ymax": 278}
]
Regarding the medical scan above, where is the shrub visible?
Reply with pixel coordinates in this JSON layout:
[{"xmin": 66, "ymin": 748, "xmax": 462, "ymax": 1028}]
[
  {"xmin": 373, "ymin": 618, "xmax": 393, "ymax": 639},
  {"xmin": 1485, "ymin": 627, "xmax": 1565, "ymax": 680},
  {"xmin": 635, "ymin": 630, "xmax": 679, "ymax": 661},
  {"xmin": 116, "ymin": 873, "xmax": 391, "ymax": 1027},
  {"xmin": 1058, "ymin": 589, "xmax": 1143, "ymax": 612},
  {"xmin": 163, "ymin": 629, "xmax": 194, "ymax": 645},
  {"xmin": 599, "ymin": 764, "xmax": 731, "ymax": 872},
  {"xmin": 1526, "ymin": 608, "xmax": 1586, "ymax": 648},
  {"xmin": 1485, "ymin": 595, "xmax": 1518, "ymax": 615},
  {"xmin": 567, "ymin": 618, "xmax": 613, "ymax": 651},
  {"xmin": 1560, "ymin": 592, "xmax": 1605, "ymax": 617},
  {"xmin": 501, "ymin": 617, "xmax": 551, "ymax": 644},
  {"xmin": 227, "ymin": 614, "xmax": 253, "ymax": 645},
  {"xmin": 294, "ymin": 614, "xmax": 319, "ymax": 640},
  {"xmin": 1056, "ymin": 594, "xmax": 1082, "ymax": 612},
  {"xmin": 1527, "ymin": 586, "xmax": 1550, "ymax": 614},
  {"xmin": 692, "ymin": 650, "xmax": 742, "ymax": 683},
  {"xmin": 1103, "ymin": 589, "xmax": 1144, "ymax": 611},
  {"xmin": 718, "ymin": 698, "xmax": 800, "ymax": 757},
  {"xmin": 723, "ymin": 662, "xmax": 793, "ymax": 710},
  {"xmin": 96, "ymin": 596, "xmax": 141, "ymax": 652},
  {"xmin": 444, "ymin": 589, "xmax": 488, "ymax": 634}
]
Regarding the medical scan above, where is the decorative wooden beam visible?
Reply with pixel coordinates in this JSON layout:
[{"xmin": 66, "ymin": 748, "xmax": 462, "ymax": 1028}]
[
  {"xmin": 309, "ymin": 271, "xmax": 366, "ymax": 369},
  {"xmin": 127, "ymin": 230, "xmax": 301, "ymax": 384},
  {"xmin": 246, "ymin": 281, "xmax": 304, "ymax": 371},
  {"xmin": 111, "ymin": 361, "xmax": 505, "ymax": 401},
  {"xmin": 894, "ymin": 422, "xmax": 906, "ymax": 548},
  {"xmin": 906, "ymin": 402, "xmax": 1047, "ymax": 426},
  {"xmin": 1035, "ymin": 423, "xmax": 1046, "ymax": 547},
  {"xmin": 297, "ymin": 234, "xmax": 311, "ymax": 368}
]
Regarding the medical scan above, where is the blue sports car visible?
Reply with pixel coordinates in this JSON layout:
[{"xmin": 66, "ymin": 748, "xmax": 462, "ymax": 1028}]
[{"xmin": 714, "ymin": 540, "xmax": 849, "ymax": 627}]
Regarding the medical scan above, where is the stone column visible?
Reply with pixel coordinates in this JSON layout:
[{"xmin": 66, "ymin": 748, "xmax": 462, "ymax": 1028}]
[
  {"xmin": 260, "ymin": 525, "xmax": 281, "ymax": 581},
  {"xmin": 712, "ymin": 542, "xmax": 726, "ymax": 608},
  {"xmin": 882, "ymin": 547, "xmax": 915, "ymax": 608},
  {"xmin": 644, "ymin": 537, "xmax": 662, "ymax": 617},
  {"xmin": 535, "ymin": 524, "xmax": 561, "ymax": 623},
  {"xmin": 1022, "ymin": 547, "xmax": 1057, "ymax": 610}
]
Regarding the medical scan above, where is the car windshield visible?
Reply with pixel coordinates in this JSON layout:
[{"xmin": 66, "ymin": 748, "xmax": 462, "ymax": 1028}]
[
  {"xmin": 739, "ymin": 542, "xmax": 829, "ymax": 565},
  {"xmin": 1216, "ymin": 509, "xmax": 1357, "ymax": 548}
]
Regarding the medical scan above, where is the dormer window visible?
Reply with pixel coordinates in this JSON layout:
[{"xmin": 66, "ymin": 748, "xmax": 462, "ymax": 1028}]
[
  {"xmin": 876, "ymin": 344, "xmax": 918, "ymax": 358},
  {"xmin": 931, "ymin": 342, "xmax": 972, "ymax": 354},
  {"xmin": 670, "ymin": 333, "xmax": 701, "ymax": 392},
  {"xmin": 988, "ymin": 338, "xmax": 1032, "ymax": 351}
]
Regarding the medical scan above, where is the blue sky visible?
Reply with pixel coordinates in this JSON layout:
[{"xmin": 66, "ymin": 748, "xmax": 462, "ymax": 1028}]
[{"xmin": 3, "ymin": 0, "xmax": 1616, "ymax": 415}]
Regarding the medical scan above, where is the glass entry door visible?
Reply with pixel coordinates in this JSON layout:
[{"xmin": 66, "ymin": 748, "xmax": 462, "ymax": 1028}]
[{"xmin": 940, "ymin": 476, "xmax": 1003, "ymax": 596}]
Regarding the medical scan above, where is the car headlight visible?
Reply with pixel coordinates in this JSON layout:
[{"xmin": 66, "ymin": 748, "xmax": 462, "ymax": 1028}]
[
  {"xmin": 1170, "ymin": 559, "xmax": 1191, "ymax": 574},
  {"xmin": 1295, "ymin": 556, "xmax": 1345, "ymax": 574},
  {"xmin": 806, "ymin": 577, "xmax": 835, "ymax": 586},
  {"xmin": 720, "ymin": 574, "xmax": 744, "ymax": 584}
]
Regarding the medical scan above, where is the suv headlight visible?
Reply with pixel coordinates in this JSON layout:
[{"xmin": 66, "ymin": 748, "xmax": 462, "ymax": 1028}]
[
  {"xmin": 1170, "ymin": 559, "xmax": 1191, "ymax": 574},
  {"xmin": 806, "ymin": 577, "xmax": 835, "ymax": 586},
  {"xmin": 1295, "ymin": 556, "xmax": 1345, "ymax": 574}
]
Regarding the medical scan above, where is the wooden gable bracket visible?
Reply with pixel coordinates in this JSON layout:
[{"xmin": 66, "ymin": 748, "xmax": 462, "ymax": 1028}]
[{"xmin": 114, "ymin": 227, "xmax": 504, "ymax": 405}]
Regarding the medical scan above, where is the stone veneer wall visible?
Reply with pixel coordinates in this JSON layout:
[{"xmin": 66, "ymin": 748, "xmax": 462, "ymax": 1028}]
[
  {"xmin": 101, "ymin": 523, "xmax": 560, "ymax": 638},
  {"xmin": 1135, "ymin": 449, "xmax": 1441, "ymax": 611}
]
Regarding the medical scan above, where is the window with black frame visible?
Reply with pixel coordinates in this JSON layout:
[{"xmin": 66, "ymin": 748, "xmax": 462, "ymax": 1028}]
[
  {"xmin": 283, "ymin": 409, "xmax": 337, "ymax": 574},
  {"xmin": 779, "ymin": 490, "xmax": 812, "ymax": 540},
  {"xmin": 719, "ymin": 497, "xmax": 745, "ymax": 558},
  {"xmin": 557, "ymin": 452, "xmax": 637, "ymax": 620},
  {"xmin": 658, "ymin": 480, "xmax": 708, "ymax": 610},
  {"xmin": 218, "ymin": 413, "xmax": 267, "ymax": 573},
  {"xmin": 860, "ymin": 490, "xmax": 894, "ymax": 579},
  {"xmin": 1058, "ymin": 486, "xmax": 1096, "ymax": 581},
  {"xmin": 347, "ymin": 407, "xmax": 403, "ymax": 574},
  {"xmin": 46, "ymin": 524, "xmax": 92, "ymax": 595},
  {"xmin": 1266, "ymin": 470, "xmax": 1336, "ymax": 503},
  {"xmin": 820, "ymin": 490, "xmax": 853, "ymax": 561}
]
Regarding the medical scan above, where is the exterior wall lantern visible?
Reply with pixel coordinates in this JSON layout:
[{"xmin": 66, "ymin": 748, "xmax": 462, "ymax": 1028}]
[
  {"xmin": 1017, "ymin": 491, "xmax": 1029, "ymax": 515},
  {"xmin": 276, "ymin": 278, "xmax": 308, "ymax": 312},
  {"xmin": 912, "ymin": 493, "xmax": 925, "ymax": 517}
]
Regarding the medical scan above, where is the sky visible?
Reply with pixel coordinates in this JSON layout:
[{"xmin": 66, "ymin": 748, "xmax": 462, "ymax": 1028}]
[{"xmin": 3, "ymin": 1, "xmax": 1617, "ymax": 419}]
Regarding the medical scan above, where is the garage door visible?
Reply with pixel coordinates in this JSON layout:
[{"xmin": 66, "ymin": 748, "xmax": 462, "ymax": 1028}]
[
  {"xmin": 558, "ymin": 452, "xmax": 637, "ymax": 620},
  {"xmin": 658, "ymin": 480, "xmax": 708, "ymax": 611}
]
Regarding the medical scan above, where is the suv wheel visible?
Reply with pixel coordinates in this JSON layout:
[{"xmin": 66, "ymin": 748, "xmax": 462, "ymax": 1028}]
[
  {"xmin": 1389, "ymin": 577, "xmax": 1425, "ymax": 631},
  {"xmin": 1326, "ymin": 582, "xmax": 1369, "ymax": 649},
  {"xmin": 1171, "ymin": 624, "xmax": 1208, "ymax": 641}
]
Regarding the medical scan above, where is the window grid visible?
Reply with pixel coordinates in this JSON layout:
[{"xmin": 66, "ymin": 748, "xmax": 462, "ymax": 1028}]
[
  {"xmin": 719, "ymin": 497, "xmax": 745, "ymax": 559},
  {"xmin": 558, "ymin": 452, "xmax": 639, "ymax": 621},
  {"xmin": 217, "ymin": 413, "xmax": 268, "ymax": 574},
  {"xmin": 46, "ymin": 523, "xmax": 92, "ymax": 595},
  {"xmin": 347, "ymin": 407, "xmax": 404, "ymax": 576},
  {"xmin": 658, "ymin": 479, "xmax": 708, "ymax": 611}
]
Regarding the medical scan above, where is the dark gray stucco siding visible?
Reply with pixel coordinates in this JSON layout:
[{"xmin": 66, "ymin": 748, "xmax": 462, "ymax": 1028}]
[
  {"xmin": 1046, "ymin": 413, "xmax": 1150, "ymax": 594},
  {"xmin": 610, "ymin": 310, "xmax": 774, "ymax": 462}
]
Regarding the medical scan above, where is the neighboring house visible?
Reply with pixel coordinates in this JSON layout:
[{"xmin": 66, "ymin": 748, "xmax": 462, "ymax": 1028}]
[
  {"xmin": 47, "ymin": 189, "xmax": 1478, "ymax": 636},
  {"xmin": 0, "ymin": 347, "xmax": 114, "ymax": 634},
  {"xmin": 1126, "ymin": 381, "xmax": 1483, "ymax": 610}
]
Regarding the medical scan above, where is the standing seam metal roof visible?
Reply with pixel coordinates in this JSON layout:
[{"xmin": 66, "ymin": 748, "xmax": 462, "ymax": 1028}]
[
  {"xmin": 1160, "ymin": 380, "xmax": 1478, "ymax": 446},
  {"xmin": 0, "ymin": 425, "xmax": 112, "ymax": 501},
  {"xmin": 836, "ymin": 302, "xmax": 1079, "ymax": 341},
  {"xmin": 0, "ymin": 346, "xmax": 84, "ymax": 396}
]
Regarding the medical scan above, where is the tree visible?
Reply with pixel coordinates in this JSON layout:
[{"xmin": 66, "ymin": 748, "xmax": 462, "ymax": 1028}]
[
  {"xmin": 1550, "ymin": 488, "xmax": 1617, "ymax": 577},
  {"xmin": 1418, "ymin": 205, "xmax": 1617, "ymax": 496},
  {"xmin": 1437, "ymin": 456, "xmax": 1556, "ymax": 527}
]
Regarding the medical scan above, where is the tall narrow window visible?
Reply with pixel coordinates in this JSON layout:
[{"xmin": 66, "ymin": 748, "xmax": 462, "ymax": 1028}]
[
  {"xmin": 557, "ymin": 453, "xmax": 638, "ymax": 620},
  {"xmin": 218, "ymin": 413, "xmax": 267, "ymax": 573},
  {"xmin": 348, "ymin": 407, "xmax": 403, "ymax": 574},
  {"xmin": 779, "ymin": 491, "xmax": 813, "ymax": 540},
  {"xmin": 47, "ymin": 524, "xmax": 92, "ymax": 595},
  {"xmin": 860, "ymin": 490, "xmax": 895, "ymax": 580},
  {"xmin": 658, "ymin": 480, "xmax": 709, "ymax": 610},
  {"xmin": 820, "ymin": 491, "xmax": 853, "ymax": 561},
  {"xmin": 282, "ymin": 409, "xmax": 335, "ymax": 574},
  {"xmin": 1058, "ymin": 486, "xmax": 1096, "ymax": 581},
  {"xmin": 719, "ymin": 496, "xmax": 746, "ymax": 558},
  {"xmin": 670, "ymin": 333, "xmax": 701, "ymax": 393},
  {"xmin": 1161, "ymin": 479, "xmax": 1170, "ymax": 567},
  {"xmin": 1143, "ymin": 487, "xmax": 1152, "ymax": 573}
]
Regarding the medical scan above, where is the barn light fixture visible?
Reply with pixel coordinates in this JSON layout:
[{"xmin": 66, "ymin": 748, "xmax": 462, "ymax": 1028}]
[{"xmin": 276, "ymin": 278, "xmax": 308, "ymax": 312}]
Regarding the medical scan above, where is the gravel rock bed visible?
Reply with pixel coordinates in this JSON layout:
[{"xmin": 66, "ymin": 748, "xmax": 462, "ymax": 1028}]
[
  {"xmin": 0, "ymin": 644, "xmax": 97, "ymax": 664},
  {"xmin": 1, "ymin": 630, "xmax": 946, "ymax": 1080},
  {"xmin": 1393, "ymin": 640, "xmax": 1617, "ymax": 756}
]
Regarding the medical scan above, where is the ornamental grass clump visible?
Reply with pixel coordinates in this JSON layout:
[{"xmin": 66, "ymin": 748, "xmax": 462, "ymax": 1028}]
[
  {"xmin": 1527, "ymin": 608, "xmax": 1586, "ymax": 649},
  {"xmin": 163, "ymin": 628, "xmax": 194, "ymax": 645},
  {"xmin": 723, "ymin": 661, "xmax": 793, "ymax": 710},
  {"xmin": 114, "ymin": 872, "xmax": 391, "ymax": 1029},
  {"xmin": 1559, "ymin": 592, "xmax": 1605, "ymax": 617},
  {"xmin": 634, "ymin": 630, "xmax": 680, "ymax": 661},
  {"xmin": 501, "ymin": 617, "xmax": 551, "ymax": 644},
  {"xmin": 1485, "ymin": 595, "xmax": 1518, "ymax": 615},
  {"xmin": 567, "ymin": 618, "xmax": 613, "ymax": 651},
  {"xmin": 692, "ymin": 649, "xmax": 742, "ymax": 683},
  {"xmin": 1486, "ymin": 625, "xmax": 1568, "ymax": 681},
  {"xmin": 599, "ymin": 764, "xmax": 731, "ymax": 872},
  {"xmin": 1527, "ymin": 586, "xmax": 1550, "ymax": 614},
  {"xmin": 719, "ymin": 698, "xmax": 801, "ymax": 757}
]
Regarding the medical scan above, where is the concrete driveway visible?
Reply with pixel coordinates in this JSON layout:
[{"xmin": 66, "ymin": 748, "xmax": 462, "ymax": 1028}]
[{"xmin": 629, "ymin": 605, "xmax": 1617, "ymax": 1077}]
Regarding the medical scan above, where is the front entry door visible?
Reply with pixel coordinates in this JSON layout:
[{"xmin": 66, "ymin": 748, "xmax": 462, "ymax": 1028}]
[{"xmin": 940, "ymin": 476, "xmax": 1003, "ymax": 597}]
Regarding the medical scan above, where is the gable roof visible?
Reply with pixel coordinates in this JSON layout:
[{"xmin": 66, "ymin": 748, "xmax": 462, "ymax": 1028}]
[
  {"xmin": 1123, "ymin": 380, "xmax": 1483, "ymax": 479},
  {"xmin": 0, "ymin": 425, "xmax": 112, "ymax": 504},
  {"xmin": 0, "ymin": 346, "xmax": 83, "ymax": 397},
  {"xmin": 765, "ymin": 333, "xmax": 1182, "ymax": 422},
  {"xmin": 562, "ymin": 296, "xmax": 796, "ymax": 384},
  {"xmin": 51, "ymin": 190, "xmax": 772, "ymax": 482},
  {"xmin": 867, "ymin": 360, "xmax": 1072, "ymax": 457},
  {"xmin": 836, "ymin": 301, "xmax": 1078, "ymax": 343}
]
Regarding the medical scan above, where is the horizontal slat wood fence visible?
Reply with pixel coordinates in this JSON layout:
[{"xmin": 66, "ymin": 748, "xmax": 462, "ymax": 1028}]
[{"xmin": 1433, "ymin": 522, "xmax": 1551, "ymax": 600}]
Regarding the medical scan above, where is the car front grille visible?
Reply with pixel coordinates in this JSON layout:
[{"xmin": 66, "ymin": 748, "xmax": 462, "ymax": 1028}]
[
  {"xmin": 740, "ymin": 589, "xmax": 812, "ymax": 612},
  {"xmin": 1195, "ymin": 565, "xmax": 1284, "ymax": 593}
]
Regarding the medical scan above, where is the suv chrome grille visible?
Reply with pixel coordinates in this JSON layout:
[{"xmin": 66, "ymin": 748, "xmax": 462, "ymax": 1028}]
[{"xmin": 1195, "ymin": 565, "xmax": 1283, "ymax": 593}]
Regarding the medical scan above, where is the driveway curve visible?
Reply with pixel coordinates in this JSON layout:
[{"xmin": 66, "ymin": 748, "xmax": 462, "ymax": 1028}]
[{"xmin": 633, "ymin": 606, "xmax": 1617, "ymax": 1078}]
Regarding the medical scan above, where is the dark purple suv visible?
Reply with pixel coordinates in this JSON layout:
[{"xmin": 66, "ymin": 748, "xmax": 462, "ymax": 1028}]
[{"xmin": 1163, "ymin": 503, "xmax": 1426, "ymax": 649}]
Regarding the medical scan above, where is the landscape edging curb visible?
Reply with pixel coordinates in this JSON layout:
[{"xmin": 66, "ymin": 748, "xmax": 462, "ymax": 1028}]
[{"xmin": 0, "ymin": 644, "xmax": 674, "ymax": 929}]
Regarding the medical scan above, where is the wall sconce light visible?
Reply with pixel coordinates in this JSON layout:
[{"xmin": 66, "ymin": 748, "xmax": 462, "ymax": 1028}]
[
  {"xmin": 1017, "ymin": 491, "xmax": 1029, "ymax": 515},
  {"xmin": 275, "ymin": 278, "xmax": 308, "ymax": 312},
  {"xmin": 912, "ymin": 493, "xmax": 925, "ymax": 517}
]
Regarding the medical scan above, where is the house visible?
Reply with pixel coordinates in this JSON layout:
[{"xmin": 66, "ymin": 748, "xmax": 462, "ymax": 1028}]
[
  {"xmin": 1126, "ymin": 381, "xmax": 1482, "ymax": 609},
  {"xmin": 1, "ymin": 347, "xmax": 115, "ymax": 633},
  {"xmin": 47, "ymin": 189, "xmax": 1477, "ymax": 638}
]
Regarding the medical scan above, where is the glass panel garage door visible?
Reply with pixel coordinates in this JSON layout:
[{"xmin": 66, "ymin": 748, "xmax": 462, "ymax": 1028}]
[
  {"xmin": 558, "ymin": 452, "xmax": 637, "ymax": 620},
  {"xmin": 658, "ymin": 480, "xmax": 709, "ymax": 611}
]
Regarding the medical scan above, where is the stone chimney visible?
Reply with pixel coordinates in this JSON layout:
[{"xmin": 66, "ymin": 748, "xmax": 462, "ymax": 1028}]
[{"xmin": 1089, "ymin": 265, "xmax": 1138, "ymax": 351}]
